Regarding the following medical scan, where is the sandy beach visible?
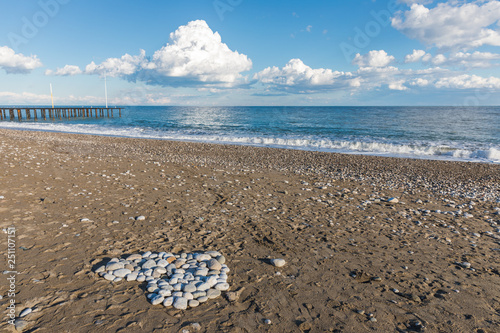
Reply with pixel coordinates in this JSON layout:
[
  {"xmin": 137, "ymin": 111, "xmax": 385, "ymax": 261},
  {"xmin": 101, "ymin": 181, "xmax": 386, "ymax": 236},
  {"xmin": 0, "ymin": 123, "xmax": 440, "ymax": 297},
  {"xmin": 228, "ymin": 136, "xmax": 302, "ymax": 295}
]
[{"xmin": 0, "ymin": 128, "xmax": 499, "ymax": 333}]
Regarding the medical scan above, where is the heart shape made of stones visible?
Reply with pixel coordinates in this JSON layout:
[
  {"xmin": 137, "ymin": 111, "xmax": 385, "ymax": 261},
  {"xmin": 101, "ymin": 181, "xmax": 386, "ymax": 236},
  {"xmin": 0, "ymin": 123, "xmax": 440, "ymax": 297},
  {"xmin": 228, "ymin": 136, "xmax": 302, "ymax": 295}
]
[{"xmin": 94, "ymin": 250, "xmax": 229, "ymax": 310}]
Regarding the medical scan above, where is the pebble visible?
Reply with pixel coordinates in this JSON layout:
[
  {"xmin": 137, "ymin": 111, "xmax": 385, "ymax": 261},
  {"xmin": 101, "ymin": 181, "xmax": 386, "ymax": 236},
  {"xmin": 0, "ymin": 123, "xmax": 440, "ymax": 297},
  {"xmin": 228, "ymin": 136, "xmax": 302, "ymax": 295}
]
[
  {"xmin": 173, "ymin": 297, "xmax": 188, "ymax": 310},
  {"xmin": 15, "ymin": 319, "xmax": 29, "ymax": 331},
  {"xmin": 264, "ymin": 319, "xmax": 272, "ymax": 325},
  {"xmin": 188, "ymin": 299, "xmax": 200, "ymax": 308},
  {"xmin": 207, "ymin": 258, "xmax": 222, "ymax": 271},
  {"xmin": 135, "ymin": 215, "xmax": 146, "ymax": 221},
  {"xmin": 19, "ymin": 308, "xmax": 32, "ymax": 317},
  {"xmin": 387, "ymin": 197, "xmax": 399, "ymax": 204},
  {"xmin": 270, "ymin": 258, "xmax": 286, "ymax": 267},
  {"xmin": 96, "ymin": 250, "xmax": 230, "ymax": 310},
  {"xmin": 461, "ymin": 262, "xmax": 471, "ymax": 269},
  {"xmin": 150, "ymin": 294, "xmax": 165, "ymax": 305},
  {"xmin": 206, "ymin": 289, "xmax": 221, "ymax": 299},
  {"xmin": 113, "ymin": 268, "xmax": 132, "ymax": 278}
]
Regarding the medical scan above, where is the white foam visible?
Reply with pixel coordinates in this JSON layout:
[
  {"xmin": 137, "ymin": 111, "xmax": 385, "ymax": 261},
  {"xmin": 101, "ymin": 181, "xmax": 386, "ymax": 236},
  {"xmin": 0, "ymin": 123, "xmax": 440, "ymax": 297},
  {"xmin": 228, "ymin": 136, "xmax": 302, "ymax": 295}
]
[{"xmin": 1, "ymin": 122, "xmax": 498, "ymax": 164}]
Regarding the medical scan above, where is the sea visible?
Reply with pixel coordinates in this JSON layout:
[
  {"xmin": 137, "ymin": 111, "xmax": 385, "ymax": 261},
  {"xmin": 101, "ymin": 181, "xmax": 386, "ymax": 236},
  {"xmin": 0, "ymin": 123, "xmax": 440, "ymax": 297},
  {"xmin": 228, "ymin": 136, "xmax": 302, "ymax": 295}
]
[{"xmin": 1, "ymin": 106, "xmax": 499, "ymax": 164}]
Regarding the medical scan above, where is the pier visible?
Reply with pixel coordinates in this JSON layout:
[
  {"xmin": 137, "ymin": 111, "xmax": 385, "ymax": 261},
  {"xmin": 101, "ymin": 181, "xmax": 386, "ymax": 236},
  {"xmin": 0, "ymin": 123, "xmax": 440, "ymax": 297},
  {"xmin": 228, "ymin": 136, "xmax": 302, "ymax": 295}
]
[{"xmin": 0, "ymin": 107, "xmax": 123, "ymax": 121}]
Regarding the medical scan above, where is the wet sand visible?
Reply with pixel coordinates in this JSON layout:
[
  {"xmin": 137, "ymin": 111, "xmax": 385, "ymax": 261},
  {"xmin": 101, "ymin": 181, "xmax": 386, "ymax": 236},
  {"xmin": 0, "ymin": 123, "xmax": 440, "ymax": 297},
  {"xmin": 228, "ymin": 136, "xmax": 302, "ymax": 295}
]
[{"xmin": 0, "ymin": 128, "xmax": 499, "ymax": 332}]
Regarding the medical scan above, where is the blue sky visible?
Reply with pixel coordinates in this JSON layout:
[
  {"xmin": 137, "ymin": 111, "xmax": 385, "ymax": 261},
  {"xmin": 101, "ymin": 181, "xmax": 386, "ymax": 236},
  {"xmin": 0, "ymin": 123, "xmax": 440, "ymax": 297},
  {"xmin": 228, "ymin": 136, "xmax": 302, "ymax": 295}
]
[{"xmin": 0, "ymin": 0, "xmax": 500, "ymax": 106}]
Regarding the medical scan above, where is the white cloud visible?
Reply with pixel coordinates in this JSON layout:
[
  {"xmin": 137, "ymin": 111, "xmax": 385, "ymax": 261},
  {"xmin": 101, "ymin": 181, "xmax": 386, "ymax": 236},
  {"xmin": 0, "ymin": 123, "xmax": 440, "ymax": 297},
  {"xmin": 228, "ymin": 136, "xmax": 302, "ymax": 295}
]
[
  {"xmin": 45, "ymin": 65, "xmax": 82, "ymax": 76},
  {"xmin": 392, "ymin": 1, "xmax": 500, "ymax": 50},
  {"xmin": 0, "ymin": 91, "xmax": 50, "ymax": 104},
  {"xmin": 85, "ymin": 20, "xmax": 252, "ymax": 87},
  {"xmin": 443, "ymin": 51, "xmax": 500, "ymax": 68},
  {"xmin": 388, "ymin": 80, "xmax": 408, "ymax": 90},
  {"xmin": 0, "ymin": 46, "xmax": 42, "ymax": 74},
  {"xmin": 306, "ymin": 25, "xmax": 312, "ymax": 32},
  {"xmin": 404, "ymin": 50, "xmax": 500, "ymax": 68},
  {"xmin": 145, "ymin": 20, "xmax": 251, "ymax": 84},
  {"xmin": 405, "ymin": 49, "xmax": 427, "ymax": 63},
  {"xmin": 253, "ymin": 59, "xmax": 355, "ymax": 92},
  {"xmin": 435, "ymin": 74, "xmax": 500, "ymax": 89},
  {"xmin": 432, "ymin": 54, "xmax": 446, "ymax": 65},
  {"xmin": 85, "ymin": 50, "xmax": 148, "ymax": 77},
  {"xmin": 410, "ymin": 78, "xmax": 430, "ymax": 86},
  {"xmin": 353, "ymin": 50, "xmax": 395, "ymax": 68}
]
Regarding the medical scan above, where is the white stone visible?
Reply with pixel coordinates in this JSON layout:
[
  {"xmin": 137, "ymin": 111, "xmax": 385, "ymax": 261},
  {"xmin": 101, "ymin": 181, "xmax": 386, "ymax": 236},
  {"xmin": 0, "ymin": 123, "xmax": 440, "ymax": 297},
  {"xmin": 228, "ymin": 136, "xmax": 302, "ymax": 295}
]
[
  {"xmin": 159, "ymin": 289, "xmax": 171, "ymax": 297},
  {"xmin": 113, "ymin": 268, "xmax": 132, "ymax": 278},
  {"xmin": 126, "ymin": 273, "xmax": 138, "ymax": 281},
  {"xmin": 104, "ymin": 273, "xmax": 115, "ymax": 281},
  {"xmin": 150, "ymin": 294, "xmax": 164, "ymax": 305},
  {"xmin": 142, "ymin": 259, "xmax": 156, "ymax": 269},
  {"xmin": 163, "ymin": 297, "xmax": 174, "ymax": 307},
  {"xmin": 19, "ymin": 308, "xmax": 32, "ymax": 318},
  {"xmin": 196, "ymin": 282, "xmax": 210, "ymax": 291},
  {"xmin": 206, "ymin": 289, "xmax": 221, "ymax": 299},
  {"xmin": 270, "ymin": 259, "xmax": 286, "ymax": 267},
  {"xmin": 189, "ymin": 299, "xmax": 200, "ymax": 308},
  {"xmin": 126, "ymin": 254, "xmax": 143, "ymax": 261},
  {"xmin": 106, "ymin": 262, "xmax": 124, "ymax": 271},
  {"xmin": 173, "ymin": 297, "xmax": 188, "ymax": 310},
  {"xmin": 214, "ymin": 282, "xmax": 230, "ymax": 291},
  {"xmin": 136, "ymin": 216, "xmax": 146, "ymax": 221}
]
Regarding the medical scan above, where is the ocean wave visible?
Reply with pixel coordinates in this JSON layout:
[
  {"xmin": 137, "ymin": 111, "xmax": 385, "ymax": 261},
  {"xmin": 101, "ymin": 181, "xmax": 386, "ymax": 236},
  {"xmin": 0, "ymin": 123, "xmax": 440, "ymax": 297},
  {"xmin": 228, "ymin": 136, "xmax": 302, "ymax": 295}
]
[{"xmin": 0, "ymin": 121, "xmax": 498, "ymax": 164}]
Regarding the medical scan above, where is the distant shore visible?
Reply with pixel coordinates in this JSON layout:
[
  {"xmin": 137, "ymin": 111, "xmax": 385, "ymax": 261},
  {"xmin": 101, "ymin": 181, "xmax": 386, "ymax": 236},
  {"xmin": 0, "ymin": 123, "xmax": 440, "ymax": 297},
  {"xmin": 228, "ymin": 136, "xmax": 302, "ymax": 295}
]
[{"xmin": 0, "ymin": 128, "xmax": 499, "ymax": 332}]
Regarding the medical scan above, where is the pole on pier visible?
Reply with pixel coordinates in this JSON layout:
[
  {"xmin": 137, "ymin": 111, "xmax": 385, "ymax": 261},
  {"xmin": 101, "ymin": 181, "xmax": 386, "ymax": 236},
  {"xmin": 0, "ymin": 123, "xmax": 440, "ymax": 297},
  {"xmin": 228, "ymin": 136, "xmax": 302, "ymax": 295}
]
[
  {"xmin": 105, "ymin": 74, "xmax": 108, "ymax": 108},
  {"xmin": 17, "ymin": 109, "xmax": 22, "ymax": 121},
  {"xmin": 50, "ymin": 84, "xmax": 54, "ymax": 109}
]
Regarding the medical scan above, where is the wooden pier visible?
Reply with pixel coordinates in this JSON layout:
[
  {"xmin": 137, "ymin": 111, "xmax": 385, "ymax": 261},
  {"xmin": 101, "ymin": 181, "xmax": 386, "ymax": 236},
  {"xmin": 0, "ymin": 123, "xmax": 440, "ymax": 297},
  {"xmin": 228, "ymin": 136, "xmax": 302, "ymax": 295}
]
[{"xmin": 0, "ymin": 107, "xmax": 123, "ymax": 121}]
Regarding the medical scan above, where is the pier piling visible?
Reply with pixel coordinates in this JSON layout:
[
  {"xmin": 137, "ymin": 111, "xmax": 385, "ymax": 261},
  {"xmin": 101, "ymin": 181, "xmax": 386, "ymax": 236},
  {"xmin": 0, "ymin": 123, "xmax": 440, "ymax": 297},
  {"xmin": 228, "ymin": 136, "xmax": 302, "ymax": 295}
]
[{"xmin": 0, "ymin": 107, "xmax": 123, "ymax": 122}]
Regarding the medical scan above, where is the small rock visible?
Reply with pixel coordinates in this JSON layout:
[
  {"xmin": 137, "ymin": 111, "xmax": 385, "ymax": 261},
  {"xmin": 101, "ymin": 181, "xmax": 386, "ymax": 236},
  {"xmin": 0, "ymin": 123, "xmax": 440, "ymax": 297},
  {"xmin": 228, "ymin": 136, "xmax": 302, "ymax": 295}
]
[
  {"xmin": 150, "ymin": 294, "xmax": 164, "ymax": 305},
  {"xmin": 188, "ymin": 299, "xmax": 200, "ymax": 308},
  {"xmin": 206, "ymin": 289, "xmax": 221, "ymax": 299},
  {"xmin": 113, "ymin": 268, "xmax": 132, "ymax": 278},
  {"xmin": 163, "ymin": 296, "xmax": 174, "ymax": 307},
  {"xmin": 135, "ymin": 216, "xmax": 146, "ymax": 221},
  {"xmin": 207, "ymin": 258, "xmax": 222, "ymax": 271},
  {"xmin": 106, "ymin": 262, "xmax": 124, "ymax": 271},
  {"xmin": 263, "ymin": 319, "xmax": 272, "ymax": 325},
  {"xmin": 461, "ymin": 262, "xmax": 471, "ymax": 269},
  {"xmin": 19, "ymin": 308, "xmax": 32, "ymax": 318},
  {"xmin": 387, "ymin": 197, "xmax": 399, "ymax": 204},
  {"xmin": 270, "ymin": 258, "xmax": 286, "ymax": 267},
  {"xmin": 214, "ymin": 282, "xmax": 230, "ymax": 291},
  {"xmin": 15, "ymin": 319, "xmax": 29, "ymax": 331},
  {"xmin": 173, "ymin": 297, "xmax": 188, "ymax": 310}
]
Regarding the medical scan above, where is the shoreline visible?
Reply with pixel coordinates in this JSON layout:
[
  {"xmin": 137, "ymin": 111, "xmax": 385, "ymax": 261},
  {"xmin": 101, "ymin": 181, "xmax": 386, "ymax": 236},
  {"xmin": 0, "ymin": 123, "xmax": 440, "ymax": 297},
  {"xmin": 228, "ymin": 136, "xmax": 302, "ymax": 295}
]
[
  {"xmin": 0, "ymin": 128, "xmax": 499, "ymax": 332},
  {"xmin": 0, "ymin": 122, "xmax": 498, "ymax": 165}
]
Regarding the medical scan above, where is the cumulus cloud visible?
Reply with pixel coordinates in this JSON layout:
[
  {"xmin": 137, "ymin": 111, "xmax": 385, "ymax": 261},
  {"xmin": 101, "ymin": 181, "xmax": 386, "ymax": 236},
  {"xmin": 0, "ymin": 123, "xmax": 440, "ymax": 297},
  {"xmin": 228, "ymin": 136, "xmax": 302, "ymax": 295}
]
[
  {"xmin": 0, "ymin": 46, "xmax": 42, "ymax": 74},
  {"xmin": 45, "ymin": 65, "xmax": 83, "ymax": 76},
  {"xmin": 435, "ymin": 74, "xmax": 500, "ymax": 89},
  {"xmin": 404, "ymin": 50, "xmax": 500, "ymax": 68},
  {"xmin": 388, "ymin": 80, "xmax": 408, "ymax": 90},
  {"xmin": 405, "ymin": 49, "xmax": 429, "ymax": 63},
  {"xmin": 85, "ymin": 50, "xmax": 148, "ymax": 77},
  {"xmin": 85, "ymin": 20, "xmax": 252, "ymax": 87},
  {"xmin": 253, "ymin": 58, "xmax": 355, "ymax": 92},
  {"xmin": 353, "ymin": 50, "xmax": 395, "ymax": 68},
  {"xmin": 392, "ymin": 1, "xmax": 500, "ymax": 50}
]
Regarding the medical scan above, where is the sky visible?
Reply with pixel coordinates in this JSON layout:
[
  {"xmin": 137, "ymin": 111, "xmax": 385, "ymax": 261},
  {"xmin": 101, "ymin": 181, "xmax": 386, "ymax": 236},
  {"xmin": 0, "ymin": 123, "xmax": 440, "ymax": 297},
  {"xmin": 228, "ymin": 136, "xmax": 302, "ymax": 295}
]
[{"xmin": 0, "ymin": 0, "xmax": 500, "ymax": 106}]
